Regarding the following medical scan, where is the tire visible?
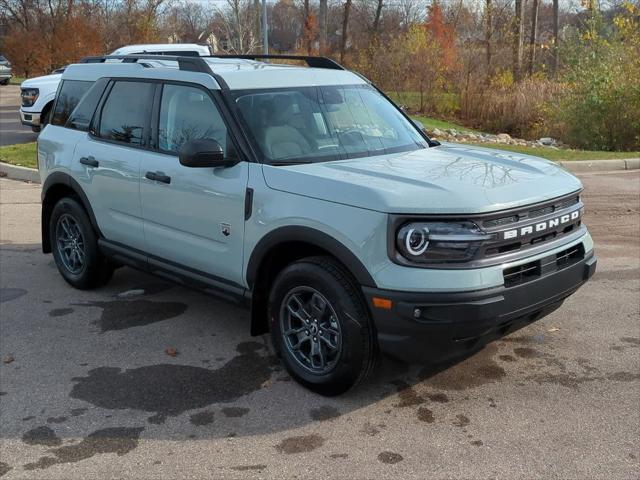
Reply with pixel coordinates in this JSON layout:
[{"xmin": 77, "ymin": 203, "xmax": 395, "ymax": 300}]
[
  {"xmin": 269, "ymin": 256, "xmax": 376, "ymax": 395},
  {"xmin": 0, "ymin": 79, "xmax": 8, "ymax": 86},
  {"xmin": 40, "ymin": 104, "xmax": 52, "ymax": 129},
  {"xmin": 50, "ymin": 197, "xmax": 114, "ymax": 289}
]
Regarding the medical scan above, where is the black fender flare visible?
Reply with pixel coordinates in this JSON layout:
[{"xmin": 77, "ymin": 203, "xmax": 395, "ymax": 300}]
[
  {"xmin": 246, "ymin": 225, "xmax": 377, "ymax": 289},
  {"xmin": 41, "ymin": 172, "xmax": 102, "ymax": 252}
]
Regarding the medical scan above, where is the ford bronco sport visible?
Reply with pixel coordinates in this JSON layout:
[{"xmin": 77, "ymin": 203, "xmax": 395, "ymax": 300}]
[{"xmin": 38, "ymin": 54, "xmax": 596, "ymax": 395}]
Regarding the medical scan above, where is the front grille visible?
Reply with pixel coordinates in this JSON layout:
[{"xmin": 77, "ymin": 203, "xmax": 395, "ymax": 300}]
[
  {"xmin": 503, "ymin": 243, "xmax": 585, "ymax": 287},
  {"xmin": 478, "ymin": 192, "xmax": 584, "ymax": 261},
  {"xmin": 503, "ymin": 261, "xmax": 541, "ymax": 287},
  {"xmin": 482, "ymin": 194, "xmax": 580, "ymax": 229}
]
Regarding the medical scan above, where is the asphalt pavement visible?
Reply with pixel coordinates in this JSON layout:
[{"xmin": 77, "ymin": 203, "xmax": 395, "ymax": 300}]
[
  {"xmin": 0, "ymin": 85, "xmax": 38, "ymax": 146},
  {"xmin": 0, "ymin": 171, "xmax": 638, "ymax": 479}
]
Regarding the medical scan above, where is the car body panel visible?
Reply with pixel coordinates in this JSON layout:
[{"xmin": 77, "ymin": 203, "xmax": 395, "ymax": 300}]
[
  {"xmin": 261, "ymin": 143, "xmax": 582, "ymax": 214},
  {"xmin": 71, "ymin": 134, "xmax": 148, "ymax": 251},
  {"xmin": 140, "ymin": 153, "xmax": 249, "ymax": 286}
]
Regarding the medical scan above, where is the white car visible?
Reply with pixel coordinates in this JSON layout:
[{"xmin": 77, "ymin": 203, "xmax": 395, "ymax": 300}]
[{"xmin": 19, "ymin": 43, "xmax": 211, "ymax": 132}]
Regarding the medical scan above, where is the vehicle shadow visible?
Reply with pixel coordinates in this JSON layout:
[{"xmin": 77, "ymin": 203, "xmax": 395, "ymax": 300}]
[{"xmin": 0, "ymin": 243, "xmax": 541, "ymax": 455}]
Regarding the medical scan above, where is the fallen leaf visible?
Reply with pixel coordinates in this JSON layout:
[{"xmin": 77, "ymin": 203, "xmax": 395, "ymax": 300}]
[
  {"xmin": 547, "ymin": 327, "xmax": 561, "ymax": 333},
  {"xmin": 3, "ymin": 354, "xmax": 15, "ymax": 364},
  {"xmin": 165, "ymin": 347, "xmax": 178, "ymax": 357}
]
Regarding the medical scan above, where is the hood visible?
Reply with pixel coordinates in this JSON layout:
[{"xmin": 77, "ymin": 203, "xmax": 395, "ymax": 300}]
[
  {"xmin": 21, "ymin": 73, "xmax": 62, "ymax": 87},
  {"xmin": 262, "ymin": 143, "xmax": 582, "ymax": 214}
]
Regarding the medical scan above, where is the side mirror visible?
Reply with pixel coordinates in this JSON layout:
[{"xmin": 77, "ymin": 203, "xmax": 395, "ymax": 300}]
[
  {"xmin": 412, "ymin": 119, "xmax": 426, "ymax": 132},
  {"xmin": 178, "ymin": 139, "xmax": 237, "ymax": 168}
]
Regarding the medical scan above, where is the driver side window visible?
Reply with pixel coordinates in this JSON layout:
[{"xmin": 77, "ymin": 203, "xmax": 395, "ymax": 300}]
[{"xmin": 158, "ymin": 84, "xmax": 235, "ymax": 157}]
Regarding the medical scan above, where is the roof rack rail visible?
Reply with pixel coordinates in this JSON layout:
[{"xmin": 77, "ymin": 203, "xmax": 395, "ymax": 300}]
[
  {"xmin": 210, "ymin": 54, "xmax": 345, "ymax": 71},
  {"xmin": 78, "ymin": 54, "xmax": 230, "ymax": 89},
  {"xmin": 79, "ymin": 54, "xmax": 211, "ymax": 73}
]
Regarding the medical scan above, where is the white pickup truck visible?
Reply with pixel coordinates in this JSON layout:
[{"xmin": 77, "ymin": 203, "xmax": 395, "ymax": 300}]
[{"xmin": 19, "ymin": 43, "xmax": 211, "ymax": 132}]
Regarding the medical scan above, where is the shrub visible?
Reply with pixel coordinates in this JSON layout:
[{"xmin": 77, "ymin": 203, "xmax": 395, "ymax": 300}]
[
  {"xmin": 548, "ymin": 4, "xmax": 640, "ymax": 151},
  {"xmin": 460, "ymin": 77, "xmax": 560, "ymax": 139}
]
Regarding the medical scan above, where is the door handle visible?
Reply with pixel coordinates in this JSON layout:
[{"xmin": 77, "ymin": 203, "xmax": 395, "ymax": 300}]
[
  {"xmin": 80, "ymin": 156, "xmax": 99, "ymax": 168},
  {"xmin": 145, "ymin": 171, "xmax": 171, "ymax": 184}
]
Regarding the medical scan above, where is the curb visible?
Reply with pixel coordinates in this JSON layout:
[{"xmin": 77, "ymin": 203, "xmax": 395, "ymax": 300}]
[
  {"xmin": 556, "ymin": 158, "xmax": 640, "ymax": 172},
  {"xmin": 0, "ymin": 162, "xmax": 40, "ymax": 183}
]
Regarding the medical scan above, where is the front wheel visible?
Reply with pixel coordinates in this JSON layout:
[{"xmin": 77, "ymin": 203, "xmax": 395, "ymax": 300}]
[
  {"xmin": 269, "ymin": 256, "xmax": 376, "ymax": 395},
  {"xmin": 50, "ymin": 197, "xmax": 114, "ymax": 289}
]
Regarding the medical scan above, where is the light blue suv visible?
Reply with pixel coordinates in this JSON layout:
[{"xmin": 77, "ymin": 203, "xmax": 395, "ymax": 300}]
[{"xmin": 38, "ymin": 54, "xmax": 596, "ymax": 395}]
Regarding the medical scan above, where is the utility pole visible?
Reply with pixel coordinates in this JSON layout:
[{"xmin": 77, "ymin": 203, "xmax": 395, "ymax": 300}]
[{"xmin": 262, "ymin": 0, "xmax": 268, "ymax": 54}]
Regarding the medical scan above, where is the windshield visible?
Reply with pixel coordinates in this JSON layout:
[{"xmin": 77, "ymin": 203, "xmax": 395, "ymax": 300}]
[{"xmin": 230, "ymin": 84, "xmax": 428, "ymax": 165}]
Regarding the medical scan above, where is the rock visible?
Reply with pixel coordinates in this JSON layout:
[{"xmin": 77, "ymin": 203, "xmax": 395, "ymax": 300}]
[
  {"xmin": 496, "ymin": 133, "xmax": 511, "ymax": 142},
  {"xmin": 538, "ymin": 137, "xmax": 556, "ymax": 146},
  {"xmin": 466, "ymin": 133, "xmax": 478, "ymax": 140},
  {"xmin": 431, "ymin": 128, "xmax": 444, "ymax": 137}
]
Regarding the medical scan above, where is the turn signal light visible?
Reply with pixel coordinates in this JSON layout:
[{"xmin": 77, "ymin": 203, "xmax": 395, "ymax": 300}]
[{"xmin": 372, "ymin": 297, "xmax": 393, "ymax": 310}]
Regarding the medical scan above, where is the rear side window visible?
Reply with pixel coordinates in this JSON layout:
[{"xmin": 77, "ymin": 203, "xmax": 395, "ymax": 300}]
[
  {"xmin": 51, "ymin": 80, "xmax": 92, "ymax": 126},
  {"xmin": 65, "ymin": 78, "xmax": 108, "ymax": 131},
  {"xmin": 98, "ymin": 81, "xmax": 154, "ymax": 146},
  {"xmin": 158, "ymin": 84, "xmax": 234, "ymax": 157}
]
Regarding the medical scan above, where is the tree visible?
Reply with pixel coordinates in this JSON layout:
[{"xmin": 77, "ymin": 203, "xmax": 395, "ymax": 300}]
[
  {"xmin": 340, "ymin": 0, "xmax": 352, "ymax": 63},
  {"xmin": 318, "ymin": 0, "xmax": 327, "ymax": 54},
  {"xmin": 485, "ymin": 0, "xmax": 492, "ymax": 72},
  {"xmin": 528, "ymin": 0, "xmax": 539, "ymax": 76},
  {"xmin": 512, "ymin": 0, "xmax": 525, "ymax": 81},
  {"xmin": 552, "ymin": 0, "xmax": 559, "ymax": 76},
  {"xmin": 372, "ymin": 0, "xmax": 384, "ymax": 37}
]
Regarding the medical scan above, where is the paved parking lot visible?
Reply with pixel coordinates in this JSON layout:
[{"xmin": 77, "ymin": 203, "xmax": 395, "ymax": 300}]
[
  {"xmin": 0, "ymin": 171, "xmax": 638, "ymax": 479},
  {"xmin": 0, "ymin": 85, "xmax": 38, "ymax": 146}
]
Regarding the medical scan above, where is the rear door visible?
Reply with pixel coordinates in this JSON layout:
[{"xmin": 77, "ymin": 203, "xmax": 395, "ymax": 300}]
[
  {"xmin": 140, "ymin": 83, "xmax": 249, "ymax": 287},
  {"xmin": 72, "ymin": 80, "xmax": 156, "ymax": 251}
]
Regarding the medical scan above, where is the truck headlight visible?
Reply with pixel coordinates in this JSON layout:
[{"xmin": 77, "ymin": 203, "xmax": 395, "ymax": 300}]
[
  {"xmin": 21, "ymin": 88, "xmax": 39, "ymax": 107},
  {"xmin": 396, "ymin": 221, "xmax": 494, "ymax": 264}
]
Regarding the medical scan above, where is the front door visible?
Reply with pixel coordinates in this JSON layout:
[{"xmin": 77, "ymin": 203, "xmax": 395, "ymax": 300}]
[{"xmin": 140, "ymin": 83, "xmax": 249, "ymax": 287}]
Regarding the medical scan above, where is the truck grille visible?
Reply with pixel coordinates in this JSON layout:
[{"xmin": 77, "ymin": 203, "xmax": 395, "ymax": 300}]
[
  {"xmin": 478, "ymin": 192, "xmax": 584, "ymax": 260},
  {"xmin": 503, "ymin": 243, "xmax": 585, "ymax": 287}
]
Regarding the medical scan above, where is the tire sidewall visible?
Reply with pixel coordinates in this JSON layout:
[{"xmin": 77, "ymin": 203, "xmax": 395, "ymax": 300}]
[
  {"xmin": 269, "ymin": 261, "xmax": 369, "ymax": 395},
  {"xmin": 50, "ymin": 197, "xmax": 101, "ymax": 289}
]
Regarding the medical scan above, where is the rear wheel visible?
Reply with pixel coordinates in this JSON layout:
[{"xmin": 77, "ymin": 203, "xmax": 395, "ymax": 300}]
[
  {"xmin": 50, "ymin": 197, "xmax": 113, "ymax": 289},
  {"xmin": 269, "ymin": 256, "xmax": 376, "ymax": 395}
]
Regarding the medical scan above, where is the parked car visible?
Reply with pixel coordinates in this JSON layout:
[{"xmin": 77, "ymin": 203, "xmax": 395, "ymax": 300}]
[
  {"xmin": 19, "ymin": 43, "xmax": 211, "ymax": 132},
  {"xmin": 0, "ymin": 55, "xmax": 12, "ymax": 85},
  {"xmin": 37, "ymin": 54, "xmax": 596, "ymax": 395}
]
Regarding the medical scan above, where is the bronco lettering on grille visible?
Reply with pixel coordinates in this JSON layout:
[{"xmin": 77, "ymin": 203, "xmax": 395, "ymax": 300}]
[{"xmin": 503, "ymin": 210, "xmax": 581, "ymax": 240}]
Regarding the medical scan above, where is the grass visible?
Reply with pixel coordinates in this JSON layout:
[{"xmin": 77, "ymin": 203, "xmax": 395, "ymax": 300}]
[
  {"xmin": 0, "ymin": 142, "xmax": 37, "ymax": 169},
  {"xmin": 409, "ymin": 114, "xmax": 639, "ymax": 161},
  {"xmin": 9, "ymin": 76, "xmax": 26, "ymax": 85},
  {"xmin": 411, "ymin": 115, "xmax": 480, "ymax": 134},
  {"xmin": 456, "ymin": 141, "xmax": 640, "ymax": 162}
]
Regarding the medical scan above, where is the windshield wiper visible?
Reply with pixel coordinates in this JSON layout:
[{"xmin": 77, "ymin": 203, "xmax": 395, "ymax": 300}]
[{"xmin": 269, "ymin": 159, "xmax": 313, "ymax": 166}]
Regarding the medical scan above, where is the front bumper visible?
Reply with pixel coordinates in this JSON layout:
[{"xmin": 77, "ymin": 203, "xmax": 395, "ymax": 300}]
[
  {"xmin": 0, "ymin": 73, "xmax": 11, "ymax": 81},
  {"xmin": 19, "ymin": 109, "xmax": 41, "ymax": 127},
  {"xmin": 363, "ymin": 250, "xmax": 596, "ymax": 363}
]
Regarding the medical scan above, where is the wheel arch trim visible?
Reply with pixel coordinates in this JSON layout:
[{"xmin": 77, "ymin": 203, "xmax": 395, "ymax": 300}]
[
  {"xmin": 41, "ymin": 172, "xmax": 102, "ymax": 253},
  {"xmin": 246, "ymin": 225, "xmax": 377, "ymax": 289}
]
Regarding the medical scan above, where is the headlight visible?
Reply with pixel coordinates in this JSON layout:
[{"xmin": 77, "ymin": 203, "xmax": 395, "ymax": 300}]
[
  {"xmin": 396, "ymin": 221, "xmax": 494, "ymax": 264},
  {"xmin": 21, "ymin": 88, "xmax": 39, "ymax": 107}
]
